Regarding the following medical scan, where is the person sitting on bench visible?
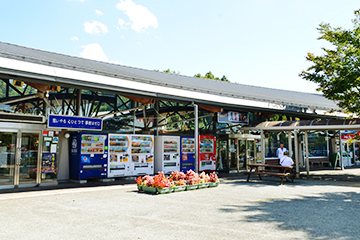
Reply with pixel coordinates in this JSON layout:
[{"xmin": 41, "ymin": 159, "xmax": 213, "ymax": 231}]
[
  {"xmin": 280, "ymin": 152, "xmax": 294, "ymax": 167},
  {"xmin": 280, "ymin": 152, "xmax": 294, "ymax": 182}
]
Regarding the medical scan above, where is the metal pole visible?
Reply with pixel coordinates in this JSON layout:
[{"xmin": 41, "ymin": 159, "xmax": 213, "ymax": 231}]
[
  {"xmin": 294, "ymin": 130, "xmax": 299, "ymax": 178},
  {"xmin": 193, "ymin": 103, "xmax": 199, "ymax": 173},
  {"xmin": 288, "ymin": 131, "xmax": 292, "ymax": 158},
  {"xmin": 261, "ymin": 130, "xmax": 265, "ymax": 164},
  {"xmin": 236, "ymin": 139, "xmax": 239, "ymax": 172},
  {"xmin": 305, "ymin": 131, "xmax": 310, "ymax": 177},
  {"xmin": 154, "ymin": 100, "xmax": 159, "ymax": 136},
  {"xmin": 76, "ymin": 89, "xmax": 81, "ymax": 116},
  {"xmin": 339, "ymin": 131, "xmax": 344, "ymax": 170}
]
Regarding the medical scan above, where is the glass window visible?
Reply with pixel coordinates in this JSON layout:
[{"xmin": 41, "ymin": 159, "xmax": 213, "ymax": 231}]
[
  {"xmin": 41, "ymin": 130, "xmax": 59, "ymax": 182},
  {"xmin": 265, "ymin": 132, "xmax": 289, "ymax": 158},
  {"xmin": 307, "ymin": 133, "xmax": 328, "ymax": 157}
]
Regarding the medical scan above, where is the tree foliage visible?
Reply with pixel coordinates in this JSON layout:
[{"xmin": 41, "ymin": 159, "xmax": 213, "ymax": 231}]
[
  {"xmin": 194, "ymin": 71, "xmax": 230, "ymax": 82},
  {"xmin": 300, "ymin": 10, "xmax": 360, "ymax": 114}
]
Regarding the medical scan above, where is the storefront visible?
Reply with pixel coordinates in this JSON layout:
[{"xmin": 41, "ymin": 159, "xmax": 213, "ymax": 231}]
[{"xmin": 0, "ymin": 122, "xmax": 59, "ymax": 189}]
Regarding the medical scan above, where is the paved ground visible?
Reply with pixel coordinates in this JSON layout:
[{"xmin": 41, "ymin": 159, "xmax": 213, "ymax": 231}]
[{"xmin": 1, "ymin": 169, "xmax": 360, "ymax": 240}]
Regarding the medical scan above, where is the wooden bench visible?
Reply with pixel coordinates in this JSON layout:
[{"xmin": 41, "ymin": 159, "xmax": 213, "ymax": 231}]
[
  {"xmin": 241, "ymin": 164, "xmax": 295, "ymax": 185},
  {"xmin": 309, "ymin": 157, "xmax": 331, "ymax": 167}
]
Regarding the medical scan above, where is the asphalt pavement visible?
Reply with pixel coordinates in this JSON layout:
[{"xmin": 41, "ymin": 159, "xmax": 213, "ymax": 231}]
[{"xmin": 0, "ymin": 170, "xmax": 360, "ymax": 240}]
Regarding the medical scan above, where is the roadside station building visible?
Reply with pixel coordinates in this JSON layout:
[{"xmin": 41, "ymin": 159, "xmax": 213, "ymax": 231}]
[{"xmin": 0, "ymin": 41, "xmax": 357, "ymax": 189}]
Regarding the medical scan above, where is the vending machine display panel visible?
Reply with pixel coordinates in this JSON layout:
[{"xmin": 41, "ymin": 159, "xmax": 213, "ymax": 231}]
[
  {"xmin": 70, "ymin": 133, "xmax": 108, "ymax": 180},
  {"xmin": 180, "ymin": 137, "xmax": 195, "ymax": 172},
  {"xmin": 154, "ymin": 136, "xmax": 180, "ymax": 174},
  {"xmin": 108, "ymin": 134, "xmax": 131, "ymax": 177}
]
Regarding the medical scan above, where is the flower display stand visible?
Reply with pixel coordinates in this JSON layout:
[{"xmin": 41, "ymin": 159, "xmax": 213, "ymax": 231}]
[
  {"xmin": 186, "ymin": 184, "xmax": 198, "ymax": 190},
  {"xmin": 208, "ymin": 182, "xmax": 219, "ymax": 187},
  {"xmin": 157, "ymin": 187, "xmax": 172, "ymax": 194},
  {"xmin": 143, "ymin": 186, "xmax": 157, "ymax": 194},
  {"xmin": 198, "ymin": 182, "xmax": 209, "ymax": 189},
  {"xmin": 172, "ymin": 185, "xmax": 186, "ymax": 192}
]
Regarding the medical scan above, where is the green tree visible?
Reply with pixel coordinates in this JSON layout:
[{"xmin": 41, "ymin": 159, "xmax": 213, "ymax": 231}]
[
  {"xmin": 194, "ymin": 71, "xmax": 230, "ymax": 82},
  {"xmin": 300, "ymin": 10, "xmax": 360, "ymax": 114}
]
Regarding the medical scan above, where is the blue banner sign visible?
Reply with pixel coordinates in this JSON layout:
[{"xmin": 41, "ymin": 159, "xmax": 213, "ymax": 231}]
[
  {"xmin": 48, "ymin": 115, "xmax": 103, "ymax": 131},
  {"xmin": 218, "ymin": 111, "xmax": 248, "ymax": 124}
]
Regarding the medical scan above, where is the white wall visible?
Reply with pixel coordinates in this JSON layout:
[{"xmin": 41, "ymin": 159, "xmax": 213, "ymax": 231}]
[{"xmin": 57, "ymin": 130, "xmax": 69, "ymax": 182}]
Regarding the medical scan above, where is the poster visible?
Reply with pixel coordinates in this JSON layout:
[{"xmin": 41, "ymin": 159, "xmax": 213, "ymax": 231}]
[
  {"xmin": 42, "ymin": 153, "xmax": 56, "ymax": 173},
  {"xmin": 51, "ymin": 144, "xmax": 57, "ymax": 153}
]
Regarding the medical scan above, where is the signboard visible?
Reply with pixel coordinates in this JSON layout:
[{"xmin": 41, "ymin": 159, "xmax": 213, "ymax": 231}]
[
  {"xmin": 218, "ymin": 111, "xmax": 248, "ymax": 124},
  {"xmin": 42, "ymin": 153, "xmax": 56, "ymax": 173},
  {"xmin": 48, "ymin": 115, "xmax": 102, "ymax": 131}
]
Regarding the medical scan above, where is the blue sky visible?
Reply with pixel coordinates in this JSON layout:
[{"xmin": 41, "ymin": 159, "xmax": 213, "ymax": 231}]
[{"xmin": 0, "ymin": 0, "xmax": 359, "ymax": 93}]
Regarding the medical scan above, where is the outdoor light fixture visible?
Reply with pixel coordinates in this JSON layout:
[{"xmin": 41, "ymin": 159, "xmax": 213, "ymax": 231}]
[{"xmin": 64, "ymin": 132, "xmax": 70, "ymax": 139}]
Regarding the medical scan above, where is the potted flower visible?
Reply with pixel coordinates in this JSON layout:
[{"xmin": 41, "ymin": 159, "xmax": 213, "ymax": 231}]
[
  {"xmin": 198, "ymin": 172, "xmax": 210, "ymax": 188},
  {"xmin": 27, "ymin": 168, "xmax": 37, "ymax": 179},
  {"xmin": 185, "ymin": 170, "xmax": 200, "ymax": 190},
  {"xmin": 142, "ymin": 175, "xmax": 157, "ymax": 193},
  {"xmin": 172, "ymin": 178, "xmax": 187, "ymax": 192},
  {"xmin": 209, "ymin": 172, "xmax": 220, "ymax": 187},
  {"xmin": 154, "ymin": 172, "xmax": 172, "ymax": 194},
  {"xmin": 135, "ymin": 176, "xmax": 143, "ymax": 191}
]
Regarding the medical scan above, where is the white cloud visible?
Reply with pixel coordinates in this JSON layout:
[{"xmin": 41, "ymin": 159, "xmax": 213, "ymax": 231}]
[
  {"xmin": 116, "ymin": 0, "xmax": 158, "ymax": 32},
  {"xmin": 118, "ymin": 18, "xmax": 127, "ymax": 29},
  {"xmin": 80, "ymin": 43, "xmax": 120, "ymax": 65},
  {"xmin": 155, "ymin": 36, "xmax": 162, "ymax": 40},
  {"xmin": 71, "ymin": 36, "xmax": 79, "ymax": 41},
  {"xmin": 120, "ymin": 35, "xmax": 125, "ymax": 39},
  {"xmin": 67, "ymin": 0, "xmax": 85, "ymax": 2},
  {"xmin": 84, "ymin": 21, "xmax": 108, "ymax": 35},
  {"xmin": 95, "ymin": 9, "xmax": 103, "ymax": 16}
]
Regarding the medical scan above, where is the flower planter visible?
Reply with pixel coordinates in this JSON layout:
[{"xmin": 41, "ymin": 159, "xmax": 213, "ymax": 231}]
[
  {"xmin": 198, "ymin": 182, "xmax": 209, "ymax": 188},
  {"xmin": 208, "ymin": 182, "xmax": 219, "ymax": 187},
  {"xmin": 157, "ymin": 187, "xmax": 172, "ymax": 194},
  {"xmin": 172, "ymin": 185, "xmax": 186, "ymax": 192},
  {"xmin": 137, "ymin": 185, "xmax": 143, "ymax": 191},
  {"xmin": 143, "ymin": 186, "xmax": 157, "ymax": 194},
  {"xmin": 186, "ymin": 184, "xmax": 198, "ymax": 190}
]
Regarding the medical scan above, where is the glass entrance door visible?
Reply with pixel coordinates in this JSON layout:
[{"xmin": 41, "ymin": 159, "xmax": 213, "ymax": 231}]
[
  {"xmin": 0, "ymin": 132, "xmax": 17, "ymax": 185},
  {"xmin": 17, "ymin": 132, "xmax": 40, "ymax": 185},
  {"xmin": 0, "ymin": 130, "xmax": 40, "ymax": 188}
]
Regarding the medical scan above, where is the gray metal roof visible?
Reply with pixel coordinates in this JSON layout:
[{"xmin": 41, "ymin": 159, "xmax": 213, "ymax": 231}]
[{"xmin": 0, "ymin": 41, "xmax": 340, "ymax": 112}]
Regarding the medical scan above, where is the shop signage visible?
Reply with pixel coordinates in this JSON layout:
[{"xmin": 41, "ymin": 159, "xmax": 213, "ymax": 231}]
[
  {"xmin": 48, "ymin": 115, "xmax": 102, "ymax": 131},
  {"xmin": 218, "ymin": 111, "xmax": 248, "ymax": 124}
]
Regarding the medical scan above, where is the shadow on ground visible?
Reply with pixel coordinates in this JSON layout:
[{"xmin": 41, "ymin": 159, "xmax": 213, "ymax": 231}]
[{"xmin": 219, "ymin": 192, "xmax": 360, "ymax": 239}]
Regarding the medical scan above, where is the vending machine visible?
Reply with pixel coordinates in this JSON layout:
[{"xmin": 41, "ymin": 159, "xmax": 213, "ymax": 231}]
[
  {"xmin": 130, "ymin": 135, "xmax": 154, "ymax": 176},
  {"xmin": 108, "ymin": 134, "xmax": 131, "ymax": 177},
  {"xmin": 69, "ymin": 132, "xmax": 108, "ymax": 180},
  {"xmin": 154, "ymin": 136, "xmax": 180, "ymax": 174},
  {"xmin": 180, "ymin": 137, "xmax": 195, "ymax": 172},
  {"xmin": 199, "ymin": 135, "xmax": 216, "ymax": 172}
]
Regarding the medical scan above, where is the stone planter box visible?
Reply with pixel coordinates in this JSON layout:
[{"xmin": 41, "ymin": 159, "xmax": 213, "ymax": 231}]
[
  {"xmin": 208, "ymin": 182, "xmax": 219, "ymax": 187},
  {"xmin": 157, "ymin": 187, "xmax": 172, "ymax": 194},
  {"xmin": 172, "ymin": 185, "xmax": 186, "ymax": 192},
  {"xmin": 143, "ymin": 186, "xmax": 157, "ymax": 194},
  {"xmin": 198, "ymin": 182, "xmax": 209, "ymax": 188},
  {"xmin": 186, "ymin": 184, "xmax": 198, "ymax": 190}
]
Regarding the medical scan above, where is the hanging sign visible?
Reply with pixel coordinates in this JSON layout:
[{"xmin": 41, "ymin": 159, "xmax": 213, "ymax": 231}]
[
  {"xmin": 218, "ymin": 111, "xmax": 249, "ymax": 124},
  {"xmin": 48, "ymin": 115, "xmax": 102, "ymax": 131}
]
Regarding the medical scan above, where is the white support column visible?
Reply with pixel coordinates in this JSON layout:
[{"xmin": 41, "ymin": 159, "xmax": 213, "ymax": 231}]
[
  {"xmin": 294, "ymin": 130, "xmax": 299, "ymax": 178},
  {"xmin": 261, "ymin": 130, "xmax": 265, "ymax": 164},
  {"xmin": 305, "ymin": 131, "xmax": 310, "ymax": 177},
  {"xmin": 236, "ymin": 139, "xmax": 239, "ymax": 172},
  {"xmin": 288, "ymin": 131, "xmax": 293, "ymax": 158},
  {"xmin": 193, "ymin": 103, "xmax": 199, "ymax": 173},
  {"xmin": 339, "ymin": 131, "xmax": 344, "ymax": 170}
]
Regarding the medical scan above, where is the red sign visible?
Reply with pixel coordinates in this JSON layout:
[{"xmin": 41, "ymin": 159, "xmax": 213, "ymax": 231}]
[{"xmin": 341, "ymin": 134, "xmax": 355, "ymax": 140}]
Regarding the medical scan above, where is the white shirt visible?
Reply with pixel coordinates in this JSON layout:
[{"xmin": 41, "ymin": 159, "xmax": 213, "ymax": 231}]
[
  {"xmin": 280, "ymin": 156, "xmax": 294, "ymax": 167},
  {"xmin": 276, "ymin": 147, "xmax": 287, "ymax": 160}
]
